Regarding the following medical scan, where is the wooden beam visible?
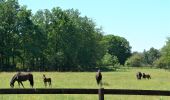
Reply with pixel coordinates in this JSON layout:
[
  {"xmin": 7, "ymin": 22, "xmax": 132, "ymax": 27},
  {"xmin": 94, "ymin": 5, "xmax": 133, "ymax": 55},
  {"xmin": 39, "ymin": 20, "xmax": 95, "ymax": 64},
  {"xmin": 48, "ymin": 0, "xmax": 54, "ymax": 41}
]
[{"xmin": 0, "ymin": 88, "xmax": 170, "ymax": 96}]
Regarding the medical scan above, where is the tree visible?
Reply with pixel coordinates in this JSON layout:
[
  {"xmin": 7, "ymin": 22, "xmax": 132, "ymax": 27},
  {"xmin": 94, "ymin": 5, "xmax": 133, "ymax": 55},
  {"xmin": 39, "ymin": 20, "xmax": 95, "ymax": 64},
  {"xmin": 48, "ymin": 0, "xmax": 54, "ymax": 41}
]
[
  {"xmin": 153, "ymin": 57, "xmax": 167, "ymax": 68},
  {"xmin": 107, "ymin": 35, "xmax": 131, "ymax": 65},
  {"xmin": 143, "ymin": 47, "xmax": 160, "ymax": 66},
  {"xmin": 101, "ymin": 53, "xmax": 114, "ymax": 66},
  {"xmin": 125, "ymin": 53, "xmax": 143, "ymax": 67},
  {"xmin": 32, "ymin": 8, "xmax": 105, "ymax": 71},
  {"xmin": 154, "ymin": 38, "xmax": 170, "ymax": 68},
  {"xmin": 75, "ymin": 16, "xmax": 104, "ymax": 68},
  {"xmin": 0, "ymin": 0, "xmax": 20, "ymax": 70},
  {"xmin": 1, "ymin": 1, "xmax": 134, "ymax": 71},
  {"xmin": 32, "ymin": 9, "xmax": 50, "ymax": 69},
  {"xmin": 16, "ymin": 6, "xmax": 47, "ymax": 70}
]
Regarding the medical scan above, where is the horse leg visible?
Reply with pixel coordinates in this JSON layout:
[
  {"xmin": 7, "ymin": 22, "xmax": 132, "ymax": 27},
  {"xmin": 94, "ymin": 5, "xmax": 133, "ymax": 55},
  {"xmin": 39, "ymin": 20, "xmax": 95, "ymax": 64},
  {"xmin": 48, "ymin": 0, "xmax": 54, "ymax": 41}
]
[
  {"xmin": 48, "ymin": 82, "xmax": 49, "ymax": 87},
  {"xmin": 20, "ymin": 82, "xmax": 24, "ymax": 88},
  {"xmin": 44, "ymin": 82, "xmax": 47, "ymax": 87},
  {"xmin": 49, "ymin": 81, "xmax": 52, "ymax": 87},
  {"xmin": 18, "ymin": 81, "xmax": 20, "ymax": 88}
]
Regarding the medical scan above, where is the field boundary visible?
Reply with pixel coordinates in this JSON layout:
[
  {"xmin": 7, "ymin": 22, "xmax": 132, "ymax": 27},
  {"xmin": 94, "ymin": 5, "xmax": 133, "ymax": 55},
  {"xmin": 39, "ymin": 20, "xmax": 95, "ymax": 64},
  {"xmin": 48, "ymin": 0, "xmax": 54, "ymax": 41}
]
[{"xmin": 1, "ymin": 88, "xmax": 170, "ymax": 100}]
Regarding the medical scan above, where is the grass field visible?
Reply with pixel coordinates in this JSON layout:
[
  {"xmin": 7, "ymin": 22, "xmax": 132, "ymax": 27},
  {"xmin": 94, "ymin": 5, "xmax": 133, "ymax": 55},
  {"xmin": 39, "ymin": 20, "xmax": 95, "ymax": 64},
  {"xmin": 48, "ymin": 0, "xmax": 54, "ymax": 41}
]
[{"xmin": 1, "ymin": 67, "xmax": 170, "ymax": 100}]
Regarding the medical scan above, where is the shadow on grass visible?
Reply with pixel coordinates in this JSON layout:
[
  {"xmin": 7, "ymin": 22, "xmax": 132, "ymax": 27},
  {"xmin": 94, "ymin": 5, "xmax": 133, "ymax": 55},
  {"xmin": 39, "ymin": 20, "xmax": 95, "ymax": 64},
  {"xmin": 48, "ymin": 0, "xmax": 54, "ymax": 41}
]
[
  {"xmin": 79, "ymin": 66, "xmax": 131, "ymax": 72},
  {"xmin": 0, "ymin": 65, "xmax": 131, "ymax": 72}
]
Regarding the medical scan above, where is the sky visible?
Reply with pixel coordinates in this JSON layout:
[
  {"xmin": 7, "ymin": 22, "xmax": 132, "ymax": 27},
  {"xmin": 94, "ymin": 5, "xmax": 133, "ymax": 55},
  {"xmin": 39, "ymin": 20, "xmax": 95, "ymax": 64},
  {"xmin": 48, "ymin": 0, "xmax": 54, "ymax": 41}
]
[{"xmin": 18, "ymin": 0, "xmax": 170, "ymax": 52}]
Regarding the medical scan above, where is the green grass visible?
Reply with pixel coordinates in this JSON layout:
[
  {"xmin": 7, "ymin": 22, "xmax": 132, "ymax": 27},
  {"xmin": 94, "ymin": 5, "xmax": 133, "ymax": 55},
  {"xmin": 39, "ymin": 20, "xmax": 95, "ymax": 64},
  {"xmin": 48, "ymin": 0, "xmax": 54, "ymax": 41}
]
[{"xmin": 1, "ymin": 67, "xmax": 170, "ymax": 100}]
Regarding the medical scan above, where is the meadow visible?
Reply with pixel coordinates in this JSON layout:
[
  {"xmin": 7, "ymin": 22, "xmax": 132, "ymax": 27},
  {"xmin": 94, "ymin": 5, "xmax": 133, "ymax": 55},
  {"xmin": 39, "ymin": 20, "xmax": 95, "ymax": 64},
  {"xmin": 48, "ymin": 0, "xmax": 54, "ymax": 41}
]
[{"xmin": 1, "ymin": 67, "xmax": 170, "ymax": 100}]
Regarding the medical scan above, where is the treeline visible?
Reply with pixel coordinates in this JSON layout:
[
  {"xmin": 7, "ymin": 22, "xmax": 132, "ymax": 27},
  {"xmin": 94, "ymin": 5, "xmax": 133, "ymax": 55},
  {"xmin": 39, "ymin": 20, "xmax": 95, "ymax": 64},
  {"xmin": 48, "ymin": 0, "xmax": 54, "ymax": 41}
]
[
  {"xmin": 125, "ymin": 38, "xmax": 170, "ymax": 69},
  {"xmin": 0, "ymin": 0, "xmax": 132, "ymax": 71},
  {"xmin": 1, "ymin": 0, "xmax": 170, "ymax": 71}
]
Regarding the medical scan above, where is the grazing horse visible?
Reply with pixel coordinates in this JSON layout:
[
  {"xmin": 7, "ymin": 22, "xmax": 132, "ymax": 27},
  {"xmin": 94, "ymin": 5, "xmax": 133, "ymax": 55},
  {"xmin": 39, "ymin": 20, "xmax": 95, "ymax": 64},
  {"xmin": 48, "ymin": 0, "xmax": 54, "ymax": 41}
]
[
  {"xmin": 96, "ymin": 69, "xmax": 102, "ymax": 87},
  {"xmin": 136, "ymin": 72, "xmax": 142, "ymax": 80},
  {"xmin": 43, "ymin": 74, "xmax": 52, "ymax": 87},
  {"xmin": 10, "ymin": 72, "xmax": 34, "ymax": 88},
  {"xmin": 143, "ymin": 73, "xmax": 151, "ymax": 79}
]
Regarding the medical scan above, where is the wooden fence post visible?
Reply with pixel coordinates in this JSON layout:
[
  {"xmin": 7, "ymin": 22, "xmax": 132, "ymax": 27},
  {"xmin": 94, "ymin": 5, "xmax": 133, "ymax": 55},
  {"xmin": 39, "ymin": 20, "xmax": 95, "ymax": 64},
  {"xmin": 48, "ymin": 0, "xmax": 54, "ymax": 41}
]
[{"xmin": 98, "ymin": 88, "xmax": 104, "ymax": 100}]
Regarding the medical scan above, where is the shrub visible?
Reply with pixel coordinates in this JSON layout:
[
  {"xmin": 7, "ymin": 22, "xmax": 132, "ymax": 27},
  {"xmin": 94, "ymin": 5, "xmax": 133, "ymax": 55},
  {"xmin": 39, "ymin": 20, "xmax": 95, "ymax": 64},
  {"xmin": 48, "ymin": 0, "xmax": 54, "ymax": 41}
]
[{"xmin": 125, "ymin": 53, "xmax": 143, "ymax": 67}]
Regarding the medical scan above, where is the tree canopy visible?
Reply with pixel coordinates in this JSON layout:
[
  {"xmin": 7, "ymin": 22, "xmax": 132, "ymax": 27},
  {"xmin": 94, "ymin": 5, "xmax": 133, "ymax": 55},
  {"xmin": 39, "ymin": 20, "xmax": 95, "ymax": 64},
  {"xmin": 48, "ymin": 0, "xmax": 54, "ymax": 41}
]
[
  {"xmin": 106, "ymin": 35, "xmax": 131, "ymax": 65},
  {"xmin": 153, "ymin": 38, "xmax": 170, "ymax": 68},
  {"xmin": 0, "ymin": 0, "xmax": 132, "ymax": 71}
]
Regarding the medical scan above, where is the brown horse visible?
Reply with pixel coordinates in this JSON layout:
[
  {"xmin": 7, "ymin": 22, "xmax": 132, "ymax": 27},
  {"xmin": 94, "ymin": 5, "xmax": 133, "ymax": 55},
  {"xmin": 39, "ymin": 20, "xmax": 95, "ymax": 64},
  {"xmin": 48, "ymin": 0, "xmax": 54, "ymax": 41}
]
[
  {"xmin": 143, "ymin": 73, "xmax": 151, "ymax": 79},
  {"xmin": 10, "ymin": 72, "xmax": 34, "ymax": 88},
  {"xmin": 43, "ymin": 74, "xmax": 52, "ymax": 87},
  {"xmin": 96, "ymin": 69, "xmax": 102, "ymax": 87}
]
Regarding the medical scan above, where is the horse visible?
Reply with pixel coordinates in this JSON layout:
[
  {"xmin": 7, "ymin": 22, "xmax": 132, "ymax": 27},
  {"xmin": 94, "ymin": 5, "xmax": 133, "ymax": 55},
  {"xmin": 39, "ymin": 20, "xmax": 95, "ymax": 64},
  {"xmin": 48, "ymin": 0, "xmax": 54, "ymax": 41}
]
[
  {"xmin": 10, "ymin": 72, "xmax": 34, "ymax": 88},
  {"xmin": 143, "ymin": 73, "xmax": 151, "ymax": 79},
  {"xmin": 96, "ymin": 69, "xmax": 102, "ymax": 87},
  {"xmin": 43, "ymin": 74, "xmax": 52, "ymax": 87},
  {"xmin": 136, "ymin": 72, "xmax": 142, "ymax": 80}
]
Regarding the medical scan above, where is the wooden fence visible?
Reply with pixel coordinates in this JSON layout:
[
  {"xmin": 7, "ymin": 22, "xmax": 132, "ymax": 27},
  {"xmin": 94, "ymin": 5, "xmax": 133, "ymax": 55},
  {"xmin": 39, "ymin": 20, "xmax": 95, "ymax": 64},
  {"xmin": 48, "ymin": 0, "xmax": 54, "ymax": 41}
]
[{"xmin": 1, "ymin": 88, "xmax": 170, "ymax": 100}]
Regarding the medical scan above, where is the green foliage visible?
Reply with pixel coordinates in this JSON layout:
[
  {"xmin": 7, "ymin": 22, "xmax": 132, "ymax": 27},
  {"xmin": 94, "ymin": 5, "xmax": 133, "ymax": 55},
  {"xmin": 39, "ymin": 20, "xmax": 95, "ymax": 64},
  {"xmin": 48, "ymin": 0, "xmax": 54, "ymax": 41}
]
[
  {"xmin": 0, "ymin": 1, "xmax": 106, "ymax": 71},
  {"xmin": 143, "ymin": 47, "xmax": 160, "ymax": 65},
  {"xmin": 0, "ymin": 0, "xmax": 133, "ymax": 71},
  {"xmin": 154, "ymin": 38, "xmax": 170, "ymax": 69},
  {"xmin": 112, "ymin": 56, "xmax": 119, "ymax": 66},
  {"xmin": 126, "ymin": 47, "xmax": 161, "ymax": 68},
  {"xmin": 101, "ymin": 53, "xmax": 113, "ymax": 66},
  {"xmin": 40, "ymin": 8, "xmax": 105, "ymax": 70},
  {"xmin": 125, "ymin": 53, "xmax": 143, "ymax": 67},
  {"xmin": 105, "ymin": 35, "xmax": 131, "ymax": 65},
  {"xmin": 101, "ymin": 53, "xmax": 119, "ymax": 67},
  {"xmin": 153, "ymin": 57, "xmax": 167, "ymax": 68},
  {"xmin": 0, "ymin": 0, "xmax": 20, "ymax": 69}
]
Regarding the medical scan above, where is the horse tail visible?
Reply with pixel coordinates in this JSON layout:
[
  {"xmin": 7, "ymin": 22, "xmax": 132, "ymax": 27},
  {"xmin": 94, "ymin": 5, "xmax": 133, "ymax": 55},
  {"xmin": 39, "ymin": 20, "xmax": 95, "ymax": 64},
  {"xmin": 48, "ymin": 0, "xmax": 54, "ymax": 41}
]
[{"xmin": 29, "ymin": 74, "xmax": 34, "ymax": 87}]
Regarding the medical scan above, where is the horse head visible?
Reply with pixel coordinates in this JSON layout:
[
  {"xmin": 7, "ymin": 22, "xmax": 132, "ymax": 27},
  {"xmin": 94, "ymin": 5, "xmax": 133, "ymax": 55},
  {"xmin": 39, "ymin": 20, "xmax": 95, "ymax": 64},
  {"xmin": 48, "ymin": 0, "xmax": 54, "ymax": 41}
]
[
  {"xmin": 10, "ymin": 74, "xmax": 17, "ymax": 88},
  {"xmin": 10, "ymin": 82, "xmax": 14, "ymax": 88},
  {"xmin": 28, "ymin": 73, "xmax": 34, "ymax": 88},
  {"xmin": 43, "ymin": 74, "xmax": 46, "ymax": 78}
]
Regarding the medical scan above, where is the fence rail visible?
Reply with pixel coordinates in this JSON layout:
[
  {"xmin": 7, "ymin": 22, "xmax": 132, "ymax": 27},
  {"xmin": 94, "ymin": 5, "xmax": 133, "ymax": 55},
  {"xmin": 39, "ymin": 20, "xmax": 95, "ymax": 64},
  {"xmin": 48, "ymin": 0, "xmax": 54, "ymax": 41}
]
[{"xmin": 1, "ymin": 88, "xmax": 170, "ymax": 100}]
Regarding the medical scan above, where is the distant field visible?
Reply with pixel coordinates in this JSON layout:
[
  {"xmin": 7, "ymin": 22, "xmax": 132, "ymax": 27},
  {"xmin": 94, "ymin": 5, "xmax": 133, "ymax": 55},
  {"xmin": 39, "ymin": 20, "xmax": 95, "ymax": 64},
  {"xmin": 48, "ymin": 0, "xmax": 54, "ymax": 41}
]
[{"xmin": 1, "ymin": 68, "xmax": 170, "ymax": 100}]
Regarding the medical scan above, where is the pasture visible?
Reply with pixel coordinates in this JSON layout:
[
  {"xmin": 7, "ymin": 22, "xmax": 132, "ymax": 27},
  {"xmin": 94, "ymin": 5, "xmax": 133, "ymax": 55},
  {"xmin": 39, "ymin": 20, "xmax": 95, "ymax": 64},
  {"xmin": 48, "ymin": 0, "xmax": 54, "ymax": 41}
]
[{"xmin": 1, "ymin": 68, "xmax": 170, "ymax": 100}]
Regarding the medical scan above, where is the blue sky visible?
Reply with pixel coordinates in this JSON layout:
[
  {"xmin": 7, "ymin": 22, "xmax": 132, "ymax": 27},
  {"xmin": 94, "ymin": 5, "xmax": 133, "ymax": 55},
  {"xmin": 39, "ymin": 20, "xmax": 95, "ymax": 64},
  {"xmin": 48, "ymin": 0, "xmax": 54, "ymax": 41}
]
[{"xmin": 18, "ymin": 0, "xmax": 170, "ymax": 52}]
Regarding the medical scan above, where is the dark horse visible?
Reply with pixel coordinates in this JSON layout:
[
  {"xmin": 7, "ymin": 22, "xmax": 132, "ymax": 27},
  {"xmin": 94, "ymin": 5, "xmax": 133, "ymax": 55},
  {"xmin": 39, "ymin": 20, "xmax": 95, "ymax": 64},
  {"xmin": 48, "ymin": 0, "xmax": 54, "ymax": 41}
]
[
  {"xmin": 10, "ymin": 72, "xmax": 34, "ymax": 88},
  {"xmin": 43, "ymin": 74, "xmax": 52, "ymax": 87},
  {"xmin": 96, "ymin": 69, "xmax": 102, "ymax": 86},
  {"xmin": 143, "ymin": 73, "xmax": 151, "ymax": 79},
  {"xmin": 136, "ymin": 72, "xmax": 142, "ymax": 80}
]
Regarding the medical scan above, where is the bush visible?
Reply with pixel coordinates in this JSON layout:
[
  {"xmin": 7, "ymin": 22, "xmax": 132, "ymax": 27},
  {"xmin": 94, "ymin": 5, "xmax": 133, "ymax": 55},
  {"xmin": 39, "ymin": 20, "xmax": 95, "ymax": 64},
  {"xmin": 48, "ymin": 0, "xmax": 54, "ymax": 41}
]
[
  {"xmin": 102, "ymin": 53, "xmax": 119, "ymax": 65},
  {"xmin": 101, "ymin": 53, "xmax": 114, "ymax": 66},
  {"xmin": 153, "ymin": 57, "xmax": 170, "ymax": 69},
  {"xmin": 125, "ymin": 53, "xmax": 143, "ymax": 67},
  {"xmin": 101, "ymin": 53, "xmax": 120, "ymax": 70}
]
